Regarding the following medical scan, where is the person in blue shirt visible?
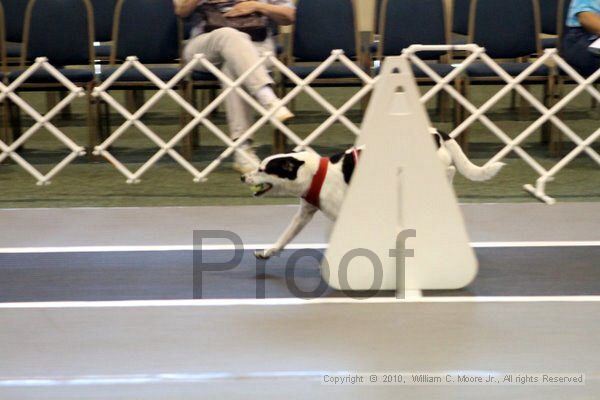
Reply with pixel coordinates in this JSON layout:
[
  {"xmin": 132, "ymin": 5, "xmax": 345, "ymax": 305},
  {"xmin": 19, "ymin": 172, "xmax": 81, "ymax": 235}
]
[{"xmin": 561, "ymin": 0, "xmax": 600, "ymax": 77}]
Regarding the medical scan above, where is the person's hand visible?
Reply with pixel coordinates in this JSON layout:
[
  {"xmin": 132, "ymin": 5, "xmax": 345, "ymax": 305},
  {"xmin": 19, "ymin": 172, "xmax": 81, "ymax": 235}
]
[{"xmin": 223, "ymin": 1, "xmax": 261, "ymax": 17}]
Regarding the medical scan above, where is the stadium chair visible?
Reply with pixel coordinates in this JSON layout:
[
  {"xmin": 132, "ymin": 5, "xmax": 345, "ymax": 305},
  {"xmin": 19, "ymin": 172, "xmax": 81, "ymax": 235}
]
[
  {"xmin": 91, "ymin": 0, "xmax": 117, "ymax": 62},
  {"xmin": 1, "ymin": 1, "xmax": 7, "ymax": 142},
  {"xmin": 374, "ymin": 0, "xmax": 383, "ymax": 35},
  {"xmin": 540, "ymin": 0, "xmax": 560, "ymax": 49},
  {"xmin": 460, "ymin": 0, "xmax": 553, "ymax": 153},
  {"xmin": 286, "ymin": 0, "xmax": 363, "ymax": 83},
  {"xmin": 375, "ymin": 0, "xmax": 456, "ymax": 123},
  {"xmin": 452, "ymin": 0, "xmax": 470, "ymax": 45},
  {"xmin": 6, "ymin": 0, "xmax": 96, "ymax": 148},
  {"xmin": 0, "ymin": 2, "xmax": 6, "ymax": 79},
  {"xmin": 553, "ymin": 0, "xmax": 598, "ymax": 153},
  {"xmin": 367, "ymin": 0, "xmax": 383, "ymax": 54},
  {"xmin": 278, "ymin": 0, "xmax": 365, "ymax": 151},
  {"xmin": 1, "ymin": 0, "xmax": 27, "ymax": 65},
  {"xmin": 96, "ymin": 0, "xmax": 184, "ymax": 150}
]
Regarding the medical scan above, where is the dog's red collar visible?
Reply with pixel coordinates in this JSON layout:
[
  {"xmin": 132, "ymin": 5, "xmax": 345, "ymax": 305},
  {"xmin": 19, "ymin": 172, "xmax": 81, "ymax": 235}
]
[{"xmin": 302, "ymin": 157, "xmax": 329, "ymax": 209}]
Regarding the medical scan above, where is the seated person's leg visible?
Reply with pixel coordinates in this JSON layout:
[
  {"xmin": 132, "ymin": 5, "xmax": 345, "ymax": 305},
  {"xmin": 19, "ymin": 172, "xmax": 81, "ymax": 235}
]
[
  {"xmin": 222, "ymin": 64, "xmax": 260, "ymax": 173},
  {"xmin": 184, "ymin": 27, "xmax": 294, "ymax": 173},
  {"xmin": 561, "ymin": 29, "xmax": 600, "ymax": 77}
]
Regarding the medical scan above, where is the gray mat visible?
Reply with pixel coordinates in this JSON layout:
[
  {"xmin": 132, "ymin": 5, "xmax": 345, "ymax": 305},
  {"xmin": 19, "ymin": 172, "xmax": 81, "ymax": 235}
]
[{"xmin": 0, "ymin": 246, "xmax": 598, "ymax": 302}]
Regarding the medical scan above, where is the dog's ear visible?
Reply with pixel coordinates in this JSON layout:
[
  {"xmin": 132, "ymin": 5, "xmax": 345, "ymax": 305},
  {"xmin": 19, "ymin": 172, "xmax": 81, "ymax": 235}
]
[
  {"xmin": 265, "ymin": 156, "xmax": 305, "ymax": 180},
  {"xmin": 282, "ymin": 159, "xmax": 302, "ymax": 172}
]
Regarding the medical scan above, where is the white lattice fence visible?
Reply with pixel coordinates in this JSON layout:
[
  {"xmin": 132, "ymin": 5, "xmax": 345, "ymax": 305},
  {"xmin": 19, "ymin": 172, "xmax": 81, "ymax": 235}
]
[
  {"xmin": 0, "ymin": 57, "xmax": 86, "ymax": 185},
  {"xmin": 0, "ymin": 47, "xmax": 598, "ymax": 203},
  {"xmin": 91, "ymin": 50, "xmax": 374, "ymax": 183},
  {"xmin": 402, "ymin": 45, "xmax": 600, "ymax": 204}
]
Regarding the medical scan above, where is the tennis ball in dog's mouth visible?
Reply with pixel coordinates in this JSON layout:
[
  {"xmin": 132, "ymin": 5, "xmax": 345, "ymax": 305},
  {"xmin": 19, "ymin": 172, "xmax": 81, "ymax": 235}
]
[{"xmin": 250, "ymin": 184, "xmax": 263, "ymax": 193}]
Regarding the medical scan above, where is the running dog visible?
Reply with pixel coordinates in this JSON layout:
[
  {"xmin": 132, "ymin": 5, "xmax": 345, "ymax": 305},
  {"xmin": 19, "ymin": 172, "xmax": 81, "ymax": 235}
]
[{"xmin": 241, "ymin": 129, "xmax": 504, "ymax": 260}]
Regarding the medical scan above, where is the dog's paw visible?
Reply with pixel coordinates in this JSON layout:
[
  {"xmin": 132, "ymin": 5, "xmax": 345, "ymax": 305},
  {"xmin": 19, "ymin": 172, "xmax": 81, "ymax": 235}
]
[{"xmin": 254, "ymin": 250, "xmax": 273, "ymax": 260}]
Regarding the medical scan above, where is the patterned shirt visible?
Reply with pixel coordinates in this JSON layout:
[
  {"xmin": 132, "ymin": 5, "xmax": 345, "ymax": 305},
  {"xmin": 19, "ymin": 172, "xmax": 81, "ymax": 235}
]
[
  {"xmin": 179, "ymin": 0, "xmax": 295, "ymax": 38},
  {"xmin": 566, "ymin": 0, "xmax": 600, "ymax": 27}
]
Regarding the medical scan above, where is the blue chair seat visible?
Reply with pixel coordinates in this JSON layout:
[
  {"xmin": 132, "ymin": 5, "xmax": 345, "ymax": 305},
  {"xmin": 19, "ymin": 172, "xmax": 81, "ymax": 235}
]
[
  {"xmin": 289, "ymin": 64, "xmax": 363, "ymax": 80},
  {"xmin": 451, "ymin": 36, "xmax": 468, "ymax": 46},
  {"xmin": 374, "ymin": 63, "xmax": 455, "ymax": 78},
  {"xmin": 99, "ymin": 66, "xmax": 180, "ymax": 82},
  {"xmin": 466, "ymin": 62, "xmax": 550, "ymax": 78},
  {"xmin": 541, "ymin": 37, "xmax": 558, "ymax": 49},
  {"xmin": 6, "ymin": 43, "xmax": 21, "ymax": 58},
  {"xmin": 556, "ymin": 67, "xmax": 599, "ymax": 80},
  {"xmin": 191, "ymin": 70, "xmax": 218, "ymax": 81},
  {"xmin": 8, "ymin": 68, "xmax": 94, "ymax": 83},
  {"xmin": 95, "ymin": 44, "xmax": 112, "ymax": 58},
  {"xmin": 412, "ymin": 63, "xmax": 455, "ymax": 78}
]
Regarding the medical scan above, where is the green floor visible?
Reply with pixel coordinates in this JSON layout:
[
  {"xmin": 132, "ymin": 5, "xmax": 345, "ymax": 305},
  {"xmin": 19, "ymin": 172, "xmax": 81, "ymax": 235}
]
[{"xmin": 0, "ymin": 84, "xmax": 599, "ymax": 208}]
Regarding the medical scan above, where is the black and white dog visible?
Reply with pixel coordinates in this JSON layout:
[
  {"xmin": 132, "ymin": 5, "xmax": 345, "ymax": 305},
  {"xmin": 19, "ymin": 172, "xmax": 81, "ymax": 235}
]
[{"xmin": 241, "ymin": 129, "xmax": 504, "ymax": 259}]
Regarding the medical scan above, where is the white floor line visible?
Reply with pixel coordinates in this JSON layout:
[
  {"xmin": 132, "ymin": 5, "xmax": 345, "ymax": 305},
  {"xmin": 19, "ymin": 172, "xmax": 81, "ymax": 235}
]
[
  {"xmin": 1, "ymin": 295, "xmax": 600, "ymax": 309},
  {"xmin": 1, "ymin": 240, "xmax": 599, "ymax": 254}
]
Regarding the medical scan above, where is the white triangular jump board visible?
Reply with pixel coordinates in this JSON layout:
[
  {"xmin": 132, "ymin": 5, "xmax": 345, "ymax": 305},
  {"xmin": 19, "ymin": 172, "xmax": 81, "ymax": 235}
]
[{"xmin": 322, "ymin": 56, "xmax": 477, "ymax": 291}]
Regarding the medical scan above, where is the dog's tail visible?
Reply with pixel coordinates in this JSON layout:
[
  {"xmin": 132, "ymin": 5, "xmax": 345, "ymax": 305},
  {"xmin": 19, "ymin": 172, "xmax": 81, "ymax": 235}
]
[{"xmin": 440, "ymin": 133, "xmax": 505, "ymax": 181}]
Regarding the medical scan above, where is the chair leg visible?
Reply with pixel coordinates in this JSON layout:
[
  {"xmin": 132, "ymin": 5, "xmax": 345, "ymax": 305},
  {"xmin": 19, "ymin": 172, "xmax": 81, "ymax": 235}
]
[
  {"xmin": 549, "ymin": 77, "xmax": 564, "ymax": 157},
  {"xmin": 133, "ymin": 90, "xmax": 145, "ymax": 110},
  {"xmin": 97, "ymin": 98, "xmax": 111, "ymax": 143},
  {"xmin": 455, "ymin": 79, "xmax": 469, "ymax": 154},
  {"xmin": 181, "ymin": 83, "xmax": 194, "ymax": 160},
  {"xmin": 90, "ymin": 91, "xmax": 105, "ymax": 161},
  {"xmin": 361, "ymin": 90, "xmax": 371, "ymax": 113},
  {"xmin": 1, "ymin": 100, "xmax": 9, "ymax": 144},
  {"xmin": 540, "ymin": 78, "xmax": 555, "ymax": 145},
  {"xmin": 509, "ymin": 89, "xmax": 517, "ymax": 111},
  {"xmin": 8, "ymin": 99, "xmax": 22, "ymax": 151},
  {"xmin": 193, "ymin": 86, "xmax": 202, "ymax": 149},
  {"xmin": 438, "ymin": 90, "xmax": 450, "ymax": 123},
  {"xmin": 517, "ymin": 84, "xmax": 530, "ymax": 120},
  {"xmin": 453, "ymin": 80, "xmax": 462, "ymax": 130},
  {"xmin": 178, "ymin": 85, "xmax": 189, "ymax": 152},
  {"xmin": 125, "ymin": 90, "xmax": 144, "ymax": 112},
  {"xmin": 60, "ymin": 91, "xmax": 73, "ymax": 119},
  {"xmin": 87, "ymin": 85, "xmax": 98, "ymax": 159},
  {"xmin": 46, "ymin": 92, "xmax": 72, "ymax": 119},
  {"xmin": 591, "ymin": 84, "xmax": 598, "ymax": 109},
  {"xmin": 46, "ymin": 92, "xmax": 58, "ymax": 113},
  {"xmin": 1, "ymin": 107, "xmax": 7, "ymax": 147},
  {"xmin": 273, "ymin": 84, "xmax": 288, "ymax": 153}
]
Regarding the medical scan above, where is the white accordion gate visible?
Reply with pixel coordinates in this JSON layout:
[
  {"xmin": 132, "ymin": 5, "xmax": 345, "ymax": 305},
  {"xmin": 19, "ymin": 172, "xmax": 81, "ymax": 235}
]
[
  {"xmin": 0, "ymin": 57, "xmax": 87, "ymax": 185},
  {"xmin": 0, "ymin": 46, "xmax": 598, "ymax": 203}
]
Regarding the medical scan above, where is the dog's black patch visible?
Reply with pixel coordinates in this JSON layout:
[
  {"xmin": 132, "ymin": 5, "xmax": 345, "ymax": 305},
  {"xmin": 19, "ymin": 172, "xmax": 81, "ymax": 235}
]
[
  {"xmin": 433, "ymin": 133, "xmax": 442, "ymax": 148},
  {"xmin": 264, "ymin": 156, "xmax": 305, "ymax": 180},
  {"xmin": 341, "ymin": 152, "xmax": 356, "ymax": 184},
  {"xmin": 438, "ymin": 130, "xmax": 452, "ymax": 141},
  {"xmin": 329, "ymin": 152, "xmax": 345, "ymax": 164},
  {"xmin": 432, "ymin": 130, "xmax": 451, "ymax": 149}
]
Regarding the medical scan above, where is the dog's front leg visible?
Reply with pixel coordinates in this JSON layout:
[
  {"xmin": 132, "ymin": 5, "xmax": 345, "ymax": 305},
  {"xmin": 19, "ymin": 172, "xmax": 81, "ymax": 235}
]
[{"xmin": 255, "ymin": 202, "xmax": 318, "ymax": 259}]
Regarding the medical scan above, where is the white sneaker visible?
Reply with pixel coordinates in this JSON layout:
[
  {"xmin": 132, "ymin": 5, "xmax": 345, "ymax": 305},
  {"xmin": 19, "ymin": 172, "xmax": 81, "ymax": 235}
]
[
  {"xmin": 233, "ymin": 144, "xmax": 261, "ymax": 174},
  {"xmin": 267, "ymin": 101, "xmax": 294, "ymax": 123}
]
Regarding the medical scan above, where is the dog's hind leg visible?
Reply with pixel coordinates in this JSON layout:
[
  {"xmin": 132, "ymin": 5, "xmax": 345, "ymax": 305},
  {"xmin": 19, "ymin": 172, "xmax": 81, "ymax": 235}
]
[{"xmin": 255, "ymin": 202, "xmax": 318, "ymax": 260}]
